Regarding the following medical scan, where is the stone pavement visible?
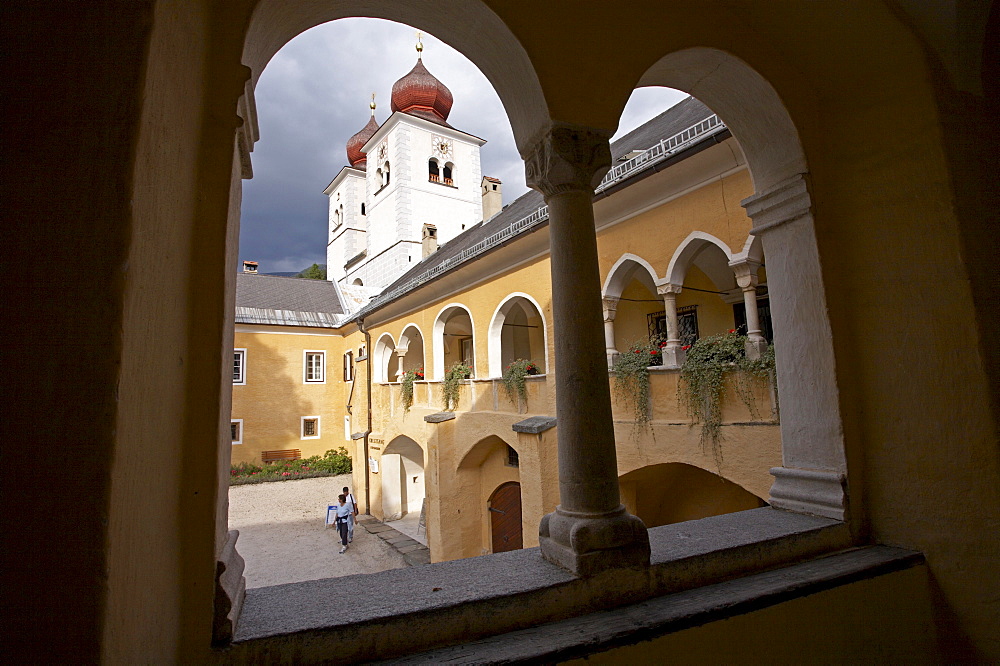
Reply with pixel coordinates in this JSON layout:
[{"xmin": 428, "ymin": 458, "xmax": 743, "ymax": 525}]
[{"xmin": 357, "ymin": 515, "xmax": 431, "ymax": 566}]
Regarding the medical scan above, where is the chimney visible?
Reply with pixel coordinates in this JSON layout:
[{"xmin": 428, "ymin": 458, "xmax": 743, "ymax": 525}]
[
  {"xmin": 242, "ymin": 260, "xmax": 258, "ymax": 274},
  {"xmin": 422, "ymin": 224, "xmax": 438, "ymax": 258},
  {"xmin": 481, "ymin": 176, "xmax": 502, "ymax": 221}
]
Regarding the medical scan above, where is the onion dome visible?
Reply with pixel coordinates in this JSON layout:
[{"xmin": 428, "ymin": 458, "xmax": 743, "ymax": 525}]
[
  {"xmin": 346, "ymin": 95, "xmax": 379, "ymax": 169},
  {"xmin": 390, "ymin": 37, "xmax": 453, "ymax": 125}
]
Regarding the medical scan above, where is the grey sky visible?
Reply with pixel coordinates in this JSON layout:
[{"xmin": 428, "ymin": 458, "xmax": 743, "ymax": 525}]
[{"xmin": 240, "ymin": 18, "xmax": 686, "ymax": 274}]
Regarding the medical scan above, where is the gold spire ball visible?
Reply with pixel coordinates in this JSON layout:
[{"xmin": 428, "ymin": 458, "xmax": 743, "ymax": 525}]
[
  {"xmin": 416, "ymin": 32, "xmax": 423, "ymax": 58},
  {"xmin": 370, "ymin": 92, "xmax": 376, "ymax": 116}
]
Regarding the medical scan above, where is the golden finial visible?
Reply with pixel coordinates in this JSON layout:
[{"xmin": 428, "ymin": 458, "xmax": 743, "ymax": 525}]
[
  {"xmin": 370, "ymin": 92, "xmax": 376, "ymax": 116},
  {"xmin": 416, "ymin": 31, "xmax": 423, "ymax": 57}
]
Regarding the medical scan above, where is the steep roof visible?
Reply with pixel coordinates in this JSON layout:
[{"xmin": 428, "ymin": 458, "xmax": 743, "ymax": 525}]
[
  {"xmin": 235, "ymin": 273, "xmax": 344, "ymax": 327},
  {"xmin": 355, "ymin": 97, "xmax": 723, "ymax": 320}
]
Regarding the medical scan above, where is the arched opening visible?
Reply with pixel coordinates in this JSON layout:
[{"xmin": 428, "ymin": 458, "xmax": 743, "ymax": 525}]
[
  {"xmin": 428, "ymin": 158, "xmax": 440, "ymax": 182},
  {"xmin": 488, "ymin": 293, "xmax": 547, "ymax": 377},
  {"xmin": 352, "ymin": 277, "xmax": 363, "ymax": 286},
  {"xmin": 432, "ymin": 304, "xmax": 475, "ymax": 379},
  {"xmin": 383, "ymin": 161, "xmax": 390, "ymax": 186},
  {"xmin": 373, "ymin": 333, "xmax": 397, "ymax": 384},
  {"xmin": 602, "ymin": 255, "xmax": 661, "ymax": 357},
  {"xmin": 619, "ymin": 463, "xmax": 766, "ymax": 529},
  {"xmin": 360, "ymin": 203, "xmax": 365, "ymax": 216},
  {"xmin": 664, "ymin": 234, "xmax": 742, "ymax": 344},
  {"xmin": 381, "ymin": 436, "xmax": 425, "ymax": 523},
  {"xmin": 443, "ymin": 162, "xmax": 454, "ymax": 185},
  {"xmin": 398, "ymin": 324, "xmax": 425, "ymax": 379},
  {"xmin": 455, "ymin": 436, "xmax": 522, "ymax": 558}
]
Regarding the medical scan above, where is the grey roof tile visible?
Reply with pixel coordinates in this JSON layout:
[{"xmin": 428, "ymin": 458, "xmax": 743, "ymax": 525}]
[{"xmin": 235, "ymin": 273, "xmax": 344, "ymax": 327}]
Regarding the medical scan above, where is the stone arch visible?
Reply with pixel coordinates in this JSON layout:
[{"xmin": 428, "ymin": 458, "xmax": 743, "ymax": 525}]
[
  {"xmin": 665, "ymin": 231, "xmax": 734, "ymax": 288},
  {"xmin": 381, "ymin": 435, "xmax": 426, "ymax": 522},
  {"xmin": 397, "ymin": 323, "xmax": 425, "ymax": 377},
  {"xmin": 602, "ymin": 253, "xmax": 659, "ymax": 300},
  {"xmin": 432, "ymin": 303, "xmax": 476, "ymax": 380},
  {"xmin": 618, "ymin": 463, "xmax": 767, "ymax": 529},
  {"xmin": 638, "ymin": 47, "xmax": 846, "ymax": 518},
  {"xmin": 372, "ymin": 332, "xmax": 397, "ymax": 384},
  {"xmin": 242, "ymin": 3, "xmax": 550, "ymax": 155},
  {"xmin": 456, "ymin": 434, "xmax": 522, "ymax": 557},
  {"xmin": 487, "ymin": 293, "xmax": 548, "ymax": 377}
]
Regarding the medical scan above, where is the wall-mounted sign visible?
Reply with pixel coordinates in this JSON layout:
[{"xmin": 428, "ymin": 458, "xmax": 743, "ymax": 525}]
[{"xmin": 369, "ymin": 457, "xmax": 379, "ymax": 474}]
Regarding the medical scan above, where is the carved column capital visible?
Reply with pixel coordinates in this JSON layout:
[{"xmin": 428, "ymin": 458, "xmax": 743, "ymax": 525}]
[
  {"xmin": 730, "ymin": 260, "xmax": 761, "ymax": 289},
  {"xmin": 602, "ymin": 297, "xmax": 619, "ymax": 322},
  {"xmin": 524, "ymin": 125, "xmax": 613, "ymax": 197},
  {"xmin": 656, "ymin": 283, "xmax": 683, "ymax": 296}
]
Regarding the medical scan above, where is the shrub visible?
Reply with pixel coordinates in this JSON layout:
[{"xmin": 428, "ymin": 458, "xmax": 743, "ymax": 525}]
[
  {"xmin": 612, "ymin": 339, "xmax": 661, "ymax": 428},
  {"xmin": 399, "ymin": 366, "xmax": 424, "ymax": 414},
  {"xmin": 229, "ymin": 447, "xmax": 352, "ymax": 485},
  {"xmin": 441, "ymin": 362, "xmax": 471, "ymax": 411},
  {"xmin": 501, "ymin": 359, "xmax": 539, "ymax": 407}
]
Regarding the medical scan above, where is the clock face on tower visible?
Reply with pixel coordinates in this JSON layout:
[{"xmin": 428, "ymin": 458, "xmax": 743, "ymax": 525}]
[
  {"xmin": 432, "ymin": 135, "xmax": 452, "ymax": 159},
  {"xmin": 376, "ymin": 140, "xmax": 387, "ymax": 163}
]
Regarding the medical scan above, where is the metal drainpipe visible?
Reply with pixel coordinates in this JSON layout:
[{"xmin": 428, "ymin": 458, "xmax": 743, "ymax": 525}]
[{"xmin": 358, "ymin": 318, "xmax": 373, "ymax": 515}]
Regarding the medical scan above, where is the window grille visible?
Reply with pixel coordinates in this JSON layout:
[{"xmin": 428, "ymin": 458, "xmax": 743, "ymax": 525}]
[
  {"xmin": 506, "ymin": 445, "xmax": 519, "ymax": 468},
  {"xmin": 678, "ymin": 306, "xmax": 699, "ymax": 347},
  {"xmin": 303, "ymin": 420, "xmax": 317, "ymax": 437}
]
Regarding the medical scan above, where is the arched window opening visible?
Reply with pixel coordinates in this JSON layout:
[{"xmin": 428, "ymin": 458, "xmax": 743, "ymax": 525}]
[
  {"xmin": 373, "ymin": 333, "xmax": 398, "ymax": 384},
  {"xmin": 433, "ymin": 305, "xmax": 475, "ymax": 379},
  {"xmin": 488, "ymin": 294, "xmax": 547, "ymax": 377},
  {"xmin": 398, "ymin": 325, "xmax": 425, "ymax": 381},
  {"xmin": 383, "ymin": 161, "xmax": 390, "ymax": 186},
  {"xmin": 352, "ymin": 278, "xmax": 363, "ymax": 286},
  {"xmin": 619, "ymin": 463, "xmax": 766, "ymax": 529},
  {"xmin": 443, "ymin": 162, "xmax": 453, "ymax": 185},
  {"xmin": 428, "ymin": 158, "xmax": 440, "ymax": 182},
  {"xmin": 381, "ymin": 436, "xmax": 425, "ymax": 523}
]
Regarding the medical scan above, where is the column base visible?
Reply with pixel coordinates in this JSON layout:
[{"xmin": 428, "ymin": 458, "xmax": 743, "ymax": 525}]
[
  {"xmin": 661, "ymin": 345, "xmax": 686, "ymax": 368},
  {"xmin": 539, "ymin": 505, "xmax": 650, "ymax": 576},
  {"xmin": 213, "ymin": 529, "xmax": 247, "ymax": 646},
  {"xmin": 769, "ymin": 467, "xmax": 847, "ymax": 520},
  {"xmin": 745, "ymin": 337, "xmax": 768, "ymax": 360},
  {"xmin": 606, "ymin": 350, "xmax": 619, "ymax": 370}
]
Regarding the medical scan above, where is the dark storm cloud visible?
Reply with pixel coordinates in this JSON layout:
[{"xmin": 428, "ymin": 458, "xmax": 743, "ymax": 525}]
[{"xmin": 240, "ymin": 19, "xmax": 685, "ymax": 274}]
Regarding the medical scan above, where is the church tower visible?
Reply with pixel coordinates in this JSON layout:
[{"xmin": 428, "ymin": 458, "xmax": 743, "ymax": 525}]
[{"xmin": 325, "ymin": 37, "xmax": 486, "ymax": 297}]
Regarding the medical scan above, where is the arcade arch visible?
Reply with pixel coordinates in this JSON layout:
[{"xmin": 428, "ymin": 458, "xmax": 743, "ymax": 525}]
[
  {"xmin": 618, "ymin": 463, "xmax": 766, "ymax": 529},
  {"xmin": 381, "ymin": 436, "xmax": 425, "ymax": 522},
  {"xmin": 373, "ymin": 332, "xmax": 397, "ymax": 384},
  {"xmin": 456, "ymin": 435, "xmax": 523, "ymax": 558},
  {"xmin": 397, "ymin": 324, "xmax": 425, "ymax": 378},
  {"xmin": 488, "ymin": 293, "xmax": 547, "ymax": 377},
  {"xmin": 432, "ymin": 304, "xmax": 476, "ymax": 379}
]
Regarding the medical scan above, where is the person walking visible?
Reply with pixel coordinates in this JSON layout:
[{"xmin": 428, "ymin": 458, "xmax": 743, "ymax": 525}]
[
  {"xmin": 335, "ymin": 494, "xmax": 353, "ymax": 554},
  {"xmin": 343, "ymin": 486, "xmax": 359, "ymax": 542}
]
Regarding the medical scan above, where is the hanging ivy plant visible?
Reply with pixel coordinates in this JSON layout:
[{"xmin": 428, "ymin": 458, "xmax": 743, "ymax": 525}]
[
  {"xmin": 441, "ymin": 362, "xmax": 472, "ymax": 411},
  {"xmin": 501, "ymin": 359, "xmax": 540, "ymax": 407},
  {"xmin": 612, "ymin": 339, "xmax": 662, "ymax": 428},
  {"xmin": 678, "ymin": 331, "xmax": 776, "ymax": 456},
  {"xmin": 399, "ymin": 366, "xmax": 424, "ymax": 414}
]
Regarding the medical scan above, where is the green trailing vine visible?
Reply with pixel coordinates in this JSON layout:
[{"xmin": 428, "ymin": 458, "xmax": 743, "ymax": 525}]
[
  {"xmin": 612, "ymin": 338, "xmax": 664, "ymax": 428},
  {"xmin": 678, "ymin": 331, "xmax": 776, "ymax": 459},
  {"xmin": 399, "ymin": 366, "xmax": 424, "ymax": 414},
  {"xmin": 441, "ymin": 362, "xmax": 472, "ymax": 411},
  {"xmin": 501, "ymin": 359, "xmax": 540, "ymax": 407}
]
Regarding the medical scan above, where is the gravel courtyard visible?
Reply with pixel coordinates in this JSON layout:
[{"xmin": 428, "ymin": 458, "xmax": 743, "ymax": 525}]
[{"xmin": 229, "ymin": 475, "xmax": 408, "ymax": 588}]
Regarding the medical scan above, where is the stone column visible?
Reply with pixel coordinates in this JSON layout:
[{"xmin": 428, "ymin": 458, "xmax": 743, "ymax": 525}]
[
  {"xmin": 730, "ymin": 260, "xmax": 768, "ymax": 359},
  {"xmin": 602, "ymin": 297, "xmax": 619, "ymax": 368},
  {"xmin": 525, "ymin": 125, "xmax": 650, "ymax": 575},
  {"xmin": 656, "ymin": 283, "xmax": 685, "ymax": 367},
  {"xmin": 394, "ymin": 348, "xmax": 408, "ymax": 381},
  {"xmin": 742, "ymin": 174, "xmax": 847, "ymax": 520}
]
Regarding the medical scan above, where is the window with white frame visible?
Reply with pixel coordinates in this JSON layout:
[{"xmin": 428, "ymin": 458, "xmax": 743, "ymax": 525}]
[
  {"xmin": 304, "ymin": 351, "xmax": 325, "ymax": 383},
  {"xmin": 233, "ymin": 349, "xmax": 246, "ymax": 385},
  {"xmin": 230, "ymin": 419, "xmax": 243, "ymax": 445},
  {"xmin": 301, "ymin": 416, "xmax": 320, "ymax": 439}
]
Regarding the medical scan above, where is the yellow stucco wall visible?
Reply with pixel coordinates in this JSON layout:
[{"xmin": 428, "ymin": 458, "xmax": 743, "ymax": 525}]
[{"xmin": 230, "ymin": 328, "xmax": 348, "ymax": 464}]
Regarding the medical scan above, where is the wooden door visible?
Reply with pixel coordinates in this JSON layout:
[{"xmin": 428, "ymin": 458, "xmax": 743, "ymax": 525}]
[{"xmin": 489, "ymin": 482, "xmax": 523, "ymax": 553}]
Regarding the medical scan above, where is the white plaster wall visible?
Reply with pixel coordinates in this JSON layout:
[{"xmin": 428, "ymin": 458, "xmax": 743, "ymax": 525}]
[{"xmin": 326, "ymin": 173, "xmax": 366, "ymax": 282}]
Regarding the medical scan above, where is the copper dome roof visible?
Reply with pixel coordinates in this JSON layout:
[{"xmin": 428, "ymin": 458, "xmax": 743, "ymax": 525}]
[
  {"xmin": 390, "ymin": 57, "xmax": 453, "ymax": 124},
  {"xmin": 346, "ymin": 115, "xmax": 379, "ymax": 169}
]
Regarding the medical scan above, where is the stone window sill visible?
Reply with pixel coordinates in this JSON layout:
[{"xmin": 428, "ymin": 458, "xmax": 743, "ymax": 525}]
[{"xmin": 227, "ymin": 507, "xmax": 852, "ymax": 662}]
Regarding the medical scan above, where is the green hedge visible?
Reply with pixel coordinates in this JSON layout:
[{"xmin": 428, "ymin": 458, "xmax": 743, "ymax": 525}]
[{"xmin": 230, "ymin": 447, "xmax": 352, "ymax": 485}]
